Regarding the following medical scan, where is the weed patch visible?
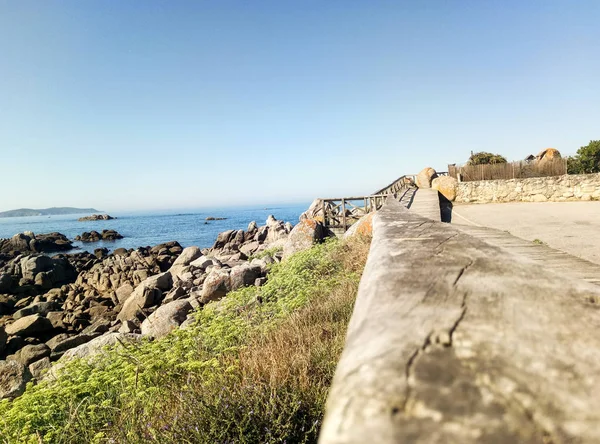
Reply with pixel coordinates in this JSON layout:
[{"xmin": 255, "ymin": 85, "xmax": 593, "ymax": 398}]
[{"xmin": 0, "ymin": 235, "xmax": 371, "ymax": 443}]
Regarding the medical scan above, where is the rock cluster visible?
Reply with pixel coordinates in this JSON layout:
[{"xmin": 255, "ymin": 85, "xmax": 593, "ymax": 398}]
[
  {"xmin": 75, "ymin": 230, "xmax": 124, "ymax": 242},
  {"xmin": 0, "ymin": 232, "xmax": 73, "ymax": 255},
  {"xmin": 0, "ymin": 214, "xmax": 332, "ymax": 399},
  {"xmin": 205, "ymin": 217, "xmax": 227, "ymax": 221},
  {"xmin": 78, "ymin": 214, "xmax": 115, "ymax": 221}
]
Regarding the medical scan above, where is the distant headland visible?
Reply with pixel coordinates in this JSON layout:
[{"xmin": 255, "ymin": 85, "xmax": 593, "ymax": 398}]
[{"xmin": 0, "ymin": 207, "xmax": 101, "ymax": 218}]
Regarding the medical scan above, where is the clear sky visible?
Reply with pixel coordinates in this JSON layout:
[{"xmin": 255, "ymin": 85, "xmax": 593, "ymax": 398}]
[{"xmin": 1, "ymin": 0, "xmax": 598, "ymax": 211}]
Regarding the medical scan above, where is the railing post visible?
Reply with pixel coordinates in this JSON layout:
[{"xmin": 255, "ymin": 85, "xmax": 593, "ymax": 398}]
[
  {"xmin": 341, "ymin": 198, "xmax": 347, "ymax": 231},
  {"xmin": 321, "ymin": 201, "xmax": 326, "ymax": 227}
]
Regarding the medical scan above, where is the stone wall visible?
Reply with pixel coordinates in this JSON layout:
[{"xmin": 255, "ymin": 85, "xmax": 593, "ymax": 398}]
[{"xmin": 455, "ymin": 173, "xmax": 600, "ymax": 204}]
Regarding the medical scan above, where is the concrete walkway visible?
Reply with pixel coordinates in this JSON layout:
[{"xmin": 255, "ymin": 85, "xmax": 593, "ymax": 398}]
[{"xmin": 452, "ymin": 201, "xmax": 600, "ymax": 266}]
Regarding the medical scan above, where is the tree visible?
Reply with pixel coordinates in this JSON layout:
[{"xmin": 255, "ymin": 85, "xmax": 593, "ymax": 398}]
[
  {"xmin": 567, "ymin": 140, "xmax": 600, "ymax": 174},
  {"xmin": 467, "ymin": 151, "xmax": 508, "ymax": 165}
]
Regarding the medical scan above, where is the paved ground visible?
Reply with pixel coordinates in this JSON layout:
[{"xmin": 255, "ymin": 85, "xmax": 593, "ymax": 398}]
[{"xmin": 452, "ymin": 201, "xmax": 600, "ymax": 265}]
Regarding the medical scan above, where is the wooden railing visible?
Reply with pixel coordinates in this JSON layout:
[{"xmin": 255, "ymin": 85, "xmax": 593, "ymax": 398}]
[
  {"xmin": 321, "ymin": 174, "xmax": 420, "ymax": 231},
  {"xmin": 321, "ymin": 195, "xmax": 391, "ymax": 231},
  {"xmin": 373, "ymin": 174, "xmax": 416, "ymax": 196}
]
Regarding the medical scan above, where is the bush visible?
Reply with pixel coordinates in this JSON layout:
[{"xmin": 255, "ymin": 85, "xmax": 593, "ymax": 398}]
[
  {"xmin": 0, "ymin": 235, "xmax": 371, "ymax": 444},
  {"xmin": 467, "ymin": 151, "xmax": 508, "ymax": 165},
  {"xmin": 567, "ymin": 140, "xmax": 600, "ymax": 174}
]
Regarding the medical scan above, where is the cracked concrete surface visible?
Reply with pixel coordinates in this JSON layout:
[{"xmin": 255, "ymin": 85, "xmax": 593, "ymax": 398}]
[{"xmin": 319, "ymin": 198, "xmax": 600, "ymax": 444}]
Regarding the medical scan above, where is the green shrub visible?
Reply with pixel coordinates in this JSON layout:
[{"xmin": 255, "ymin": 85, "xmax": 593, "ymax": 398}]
[
  {"xmin": 0, "ymin": 236, "xmax": 371, "ymax": 444},
  {"xmin": 467, "ymin": 151, "xmax": 508, "ymax": 165},
  {"xmin": 567, "ymin": 140, "xmax": 600, "ymax": 174}
]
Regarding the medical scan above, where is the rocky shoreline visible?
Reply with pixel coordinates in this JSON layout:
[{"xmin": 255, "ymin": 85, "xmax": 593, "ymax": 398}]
[{"xmin": 0, "ymin": 212, "xmax": 331, "ymax": 399}]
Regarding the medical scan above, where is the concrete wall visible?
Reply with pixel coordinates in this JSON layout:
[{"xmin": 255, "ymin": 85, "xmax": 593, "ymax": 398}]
[
  {"xmin": 455, "ymin": 173, "xmax": 600, "ymax": 204},
  {"xmin": 319, "ymin": 198, "xmax": 600, "ymax": 443}
]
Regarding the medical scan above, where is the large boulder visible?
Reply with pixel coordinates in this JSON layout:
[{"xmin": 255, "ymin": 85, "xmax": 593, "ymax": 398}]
[
  {"xmin": 117, "ymin": 272, "xmax": 172, "ymax": 321},
  {"xmin": 299, "ymin": 199, "xmax": 325, "ymax": 222},
  {"xmin": 200, "ymin": 269, "xmax": 232, "ymax": 303},
  {"xmin": 536, "ymin": 148, "xmax": 561, "ymax": 161},
  {"xmin": 13, "ymin": 302, "xmax": 58, "ymax": 320},
  {"xmin": 115, "ymin": 283, "xmax": 134, "ymax": 304},
  {"xmin": 59, "ymin": 333, "xmax": 140, "ymax": 362},
  {"xmin": 344, "ymin": 212, "xmax": 376, "ymax": 239},
  {"xmin": 432, "ymin": 176, "xmax": 459, "ymax": 202},
  {"xmin": 416, "ymin": 167, "xmax": 438, "ymax": 189},
  {"xmin": 0, "ymin": 360, "xmax": 31, "ymax": 399},
  {"xmin": 29, "ymin": 357, "xmax": 51, "ymax": 379},
  {"xmin": 169, "ymin": 246, "xmax": 203, "ymax": 277},
  {"xmin": 46, "ymin": 333, "xmax": 94, "ymax": 354},
  {"xmin": 229, "ymin": 264, "xmax": 262, "ymax": 291},
  {"xmin": 283, "ymin": 219, "xmax": 331, "ymax": 260},
  {"xmin": 11, "ymin": 343, "xmax": 51, "ymax": 367},
  {"xmin": 30, "ymin": 233, "xmax": 73, "ymax": 253},
  {"xmin": 20, "ymin": 255, "xmax": 54, "ymax": 281},
  {"xmin": 140, "ymin": 299, "xmax": 193, "ymax": 339},
  {"xmin": 266, "ymin": 216, "xmax": 291, "ymax": 244},
  {"xmin": 5, "ymin": 314, "xmax": 53, "ymax": 337}
]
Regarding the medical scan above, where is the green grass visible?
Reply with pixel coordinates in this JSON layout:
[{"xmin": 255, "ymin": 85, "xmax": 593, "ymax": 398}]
[
  {"xmin": 0, "ymin": 235, "xmax": 371, "ymax": 444},
  {"xmin": 532, "ymin": 238, "xmax": 547, "ymax": 245}
]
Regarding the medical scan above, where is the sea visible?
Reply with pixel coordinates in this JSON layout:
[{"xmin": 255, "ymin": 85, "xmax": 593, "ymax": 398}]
[{"xmin": 0, "ymin": 203, "xmax": 309, "ymax": 254}]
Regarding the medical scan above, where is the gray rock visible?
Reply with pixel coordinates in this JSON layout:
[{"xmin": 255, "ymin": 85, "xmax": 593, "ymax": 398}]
[
  {"xmin": 117, "ymin": 271, "xmax": 172, "ymax": 322},
  {"xmin": 29, "ymin": 357, "xmax": 51, "ymax": 379},
  {"xmin": 12, "ymin": 343, "xmax": 51, "ymax": 366},
  {"xmin": 200, "ymin": 269, "xmax": 231, "ymax": 303},
  {"xmin": 141, "ymin": 299, "xmax": 193, "ymax": 339},
  {"xmin": 82, "ymin": 318, "xmax": 111, "ymax": 335},
  {"xmin": 20, "ymin": 255, "xmax": 53, "ymax": 281},
  {"xmin": 5, "ymin": 315, "xmax": 53, "ymax": 337},
  {"xmin": 115, "ymin": 283, "xmax": 134, "ymax": 303},
  {"xmin": 170, "ymin": 246, "xmax": 203, "ymax": 277},
  {"xmin": 59, "ymin": 333, "xmax": 141, "ymax": 362},
  {"xmin": 162, "ymin": 286, "xmax": 187, "ymax": 304},
  {"xmin": 13, "ymin": 302, "xmax": 58, "ymax": 320},
  {"xmin": 239, "ymin": 241, "xmax": 260, "ymax": 256},
  {"xmin": 46, "ymin": 334, "xmax": 94, "ymax": 353},
  {"xmin": 0, "ymin": 360, "xmax": 31, "ymax": 399},
  {"xmin": 283, "ymin": 219, "xmax": 331, "ymax": 260},
  {"xmin": 118, "ymin": 320, "xmax": 139, "ymax": 334},
  {"xmin": 46, "ymin": 311, "xmax": 65, "ymax": 329},
  {"xmin": 117, "ymin": 286, "xmax": 161, "ymax": 322},
  {"xmin": 229, "ymin": 264, "xmax": 262, "ymax": 291},
  {"xmin": 190, "ymin": 256, "xmax": 216, "ymax": 270}
]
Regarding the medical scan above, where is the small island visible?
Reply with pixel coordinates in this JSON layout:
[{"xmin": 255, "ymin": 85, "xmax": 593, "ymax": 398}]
[
  {"xmin": 78, "ymin": 214, "xmax": 116, "ymax": 221},
  {"xmin": 206, "ymin": 216, "xmax": 227, "ymax": 221},
  {"xmin": 0, "ymin": 207, "xmax": 100, "ymax": 218}
]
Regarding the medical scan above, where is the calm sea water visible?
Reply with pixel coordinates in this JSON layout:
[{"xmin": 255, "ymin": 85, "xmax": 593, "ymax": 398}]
[{"xmin": 0, "ymin": 203, "xmax": 309, "ymax": 253}]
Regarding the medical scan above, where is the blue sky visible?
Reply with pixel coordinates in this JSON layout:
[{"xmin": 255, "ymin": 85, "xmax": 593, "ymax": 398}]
[{"xmin": 1, "ymin": 0, "xmax": 598, "ymax": 211}]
